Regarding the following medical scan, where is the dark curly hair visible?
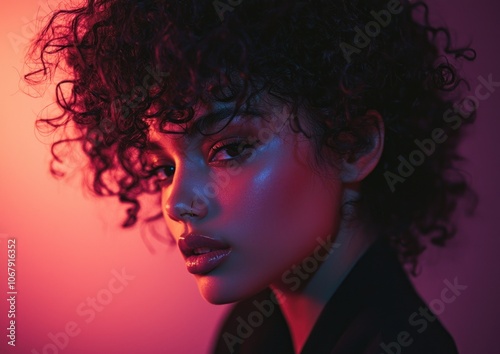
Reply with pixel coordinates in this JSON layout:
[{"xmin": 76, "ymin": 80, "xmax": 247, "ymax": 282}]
[{"xmin": 25, "ymin": 0, "xmax": 477, "ymax": 272}]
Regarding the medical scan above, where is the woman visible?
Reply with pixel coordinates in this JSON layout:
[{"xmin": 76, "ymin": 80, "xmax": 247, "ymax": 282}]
[{"xmin": 26, "ymin": 0, "xmax": 476, "ymax": 352}]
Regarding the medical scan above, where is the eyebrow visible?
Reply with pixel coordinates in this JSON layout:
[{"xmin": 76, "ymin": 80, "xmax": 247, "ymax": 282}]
[
  {"xmin": 188, "ymin": 107, "xmax": 241, "ymax": 137},
  {"xmin": 146, "ymin": 107, "xmax": 263, "ymax": 152}
]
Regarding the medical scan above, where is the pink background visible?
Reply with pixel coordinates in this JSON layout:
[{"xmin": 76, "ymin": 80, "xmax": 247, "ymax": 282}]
[{"xmin": 0, "ymin": 0, "xmax": 499, "ymax": 353}]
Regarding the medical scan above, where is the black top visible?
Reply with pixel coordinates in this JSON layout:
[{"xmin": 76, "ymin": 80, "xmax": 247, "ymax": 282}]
[{"xmin": 212, "ymin": 238, "xmax": 459, "ymax": 354}]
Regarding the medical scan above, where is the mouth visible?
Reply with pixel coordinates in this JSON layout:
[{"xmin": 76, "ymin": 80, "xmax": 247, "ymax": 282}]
[{"xmin": 178, "ymin": 233, "xmax": 232, "ymax": 275}]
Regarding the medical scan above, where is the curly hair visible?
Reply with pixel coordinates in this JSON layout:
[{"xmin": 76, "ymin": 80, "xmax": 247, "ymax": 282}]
[{"xmin": 25, "ymin": 0, "xmax": 477, "ymax": 272}]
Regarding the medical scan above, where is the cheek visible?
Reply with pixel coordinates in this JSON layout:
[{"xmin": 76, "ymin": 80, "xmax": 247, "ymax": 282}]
[{"xmin": 220, "ymin": 147, "xmax": 342, "ymax": 282}]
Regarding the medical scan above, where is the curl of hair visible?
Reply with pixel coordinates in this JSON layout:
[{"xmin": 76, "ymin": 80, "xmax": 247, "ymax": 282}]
[{"xmin": 26, "ymin": 0, "xmax": 477, "ymax": 272}]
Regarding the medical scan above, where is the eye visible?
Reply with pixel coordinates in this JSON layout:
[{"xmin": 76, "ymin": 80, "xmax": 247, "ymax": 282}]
[
  {"xmin": 149, "ymin": 165, "xmax": 175, "ymax": 184},
  {"xmin": 209, "ymin": 138, "xmax": 259, "ymax": 163}
]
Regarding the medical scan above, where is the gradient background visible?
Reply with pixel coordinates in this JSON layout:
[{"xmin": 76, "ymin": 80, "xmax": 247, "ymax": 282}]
[{"xmin": 1, "ymin": 1, "xmax": 499, "ymax": 353}]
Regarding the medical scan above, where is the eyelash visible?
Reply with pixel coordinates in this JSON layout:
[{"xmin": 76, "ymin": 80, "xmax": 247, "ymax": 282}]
[
  {"xmin": 149, "ymin": 138, "xmax": 258, "ymax": 184},
  {"xmin": 209, "ymin": 137, "xmax": 258, "ymax": 163}
]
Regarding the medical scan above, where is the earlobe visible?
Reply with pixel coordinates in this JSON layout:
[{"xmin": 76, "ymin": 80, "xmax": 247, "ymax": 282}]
[{"xmin": 339, "ymin": 110, "xmax": 385, "ymax": 183}]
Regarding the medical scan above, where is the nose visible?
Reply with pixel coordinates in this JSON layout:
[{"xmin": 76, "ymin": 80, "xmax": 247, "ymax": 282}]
[
  {"xmin": 163, "ymin": 163, "xmax": 209, "ymax": 223},
  {"xmin": 166, "ymin": 199, "xmax": 208, "ymax": 221}
]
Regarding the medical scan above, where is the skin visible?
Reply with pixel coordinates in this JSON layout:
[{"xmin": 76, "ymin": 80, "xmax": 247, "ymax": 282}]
[{"xmin": 146, "ymin": 96, "xmax": 385, "ymax": 353}]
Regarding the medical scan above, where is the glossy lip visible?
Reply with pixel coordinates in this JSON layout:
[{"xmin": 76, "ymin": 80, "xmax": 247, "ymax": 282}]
[{"xmin": 178, "ymin": 233, "xmax": 232, "ymax": 275}]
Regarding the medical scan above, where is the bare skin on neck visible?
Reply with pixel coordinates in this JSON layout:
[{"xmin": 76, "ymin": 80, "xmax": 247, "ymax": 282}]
[{"xmin": 270, "ymin": 218, "xmax": 378, "ymax": 354}]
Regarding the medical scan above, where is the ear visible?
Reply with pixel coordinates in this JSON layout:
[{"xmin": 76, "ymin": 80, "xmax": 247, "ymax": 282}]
[{"xmin": 339, "ymin": 110, "xmax": 385, "ymax": 183}]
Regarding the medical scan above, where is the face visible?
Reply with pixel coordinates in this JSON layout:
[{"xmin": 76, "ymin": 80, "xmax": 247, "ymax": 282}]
[{"xmin": 146, "ymin": 98, "xmax": 344, "ymax": 304}]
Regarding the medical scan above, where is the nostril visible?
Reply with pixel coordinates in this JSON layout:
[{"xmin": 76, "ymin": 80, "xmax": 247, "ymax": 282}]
[
  {"xmin": 180, "ymin": 199, "xmax": 209, "ymax": 220},
  {"xmin": 187, "ymin": 201, "xmax": 196, "ymax": 217},
  {"xmin": 165, "ymin": 201, "xmax": 199, "ymax": 220},
  {"xmin": 180, "ymin": 200, "xmax": 199, "ymax": 218},
  {"xmin": 164, "ymin": 196, "xmax": 209, "ymax": 221},
  {"xmin": 164, "ymin": 203, "xmax": 181, "ymax": 222}
]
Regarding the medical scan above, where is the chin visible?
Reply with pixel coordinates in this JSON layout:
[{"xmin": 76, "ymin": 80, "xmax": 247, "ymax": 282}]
[{"xmin": 195, "ymin": 274, "xmax": 265, "ymax": 305}]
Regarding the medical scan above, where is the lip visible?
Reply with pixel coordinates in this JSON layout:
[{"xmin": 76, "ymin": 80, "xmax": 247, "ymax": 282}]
[{"xmin": 178, "ymin": 233, "xmax": 232, "ymax": 275}]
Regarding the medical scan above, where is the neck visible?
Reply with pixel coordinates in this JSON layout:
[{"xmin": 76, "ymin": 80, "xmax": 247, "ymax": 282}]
[{"xmin": 269, "ymin": 221, "xmax": 377, "ymax": 354}]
